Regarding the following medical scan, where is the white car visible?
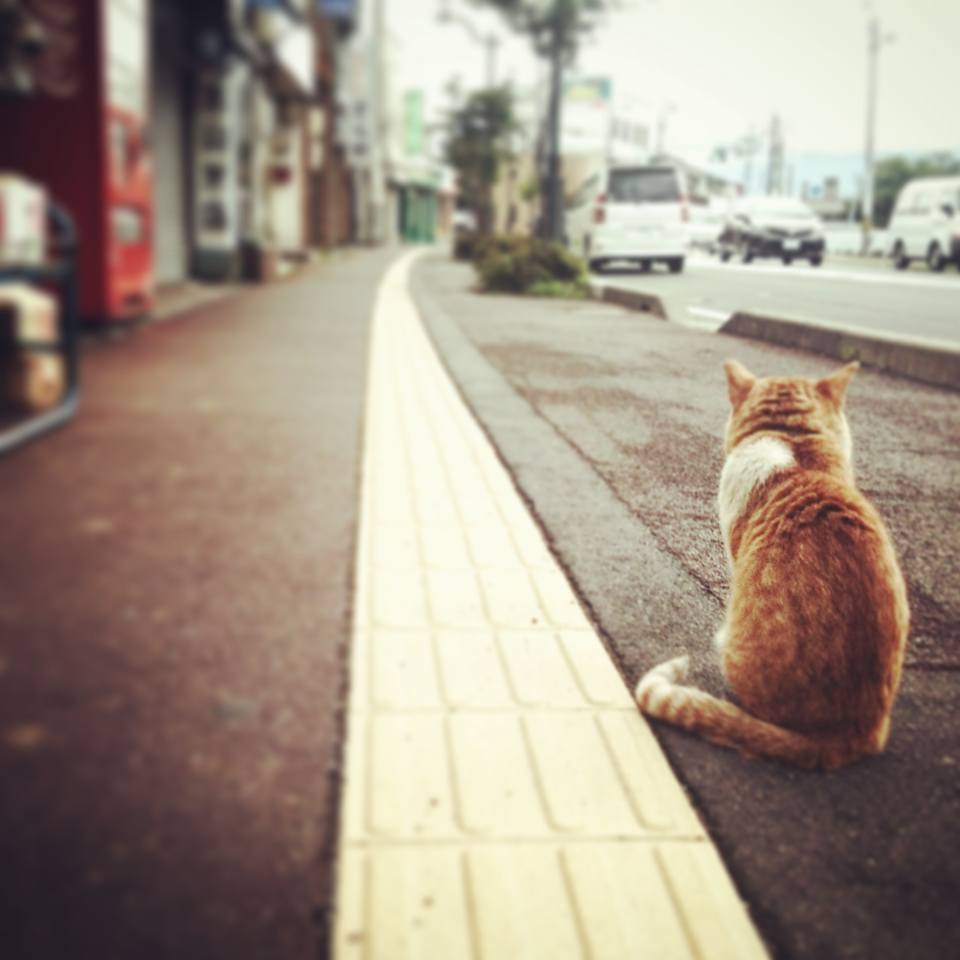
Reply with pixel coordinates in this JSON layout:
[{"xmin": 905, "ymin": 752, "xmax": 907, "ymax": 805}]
[
  {"xmin": 452, "ymin": 208, "xmax": 478, "ymax": 233},
  {"xmin": 687, "ymin": 198, "xmax": 729, "ymax": 253},
  {"xmin": 565, "ymin": 164, "xmax": 689, "ymax": 273},
  {"xmin": 887, "ymin": 176, "xmax": 960, "ymax": 271}
]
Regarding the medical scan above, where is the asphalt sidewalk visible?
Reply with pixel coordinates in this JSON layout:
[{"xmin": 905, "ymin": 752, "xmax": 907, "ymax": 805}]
[
  {"xmin": 6, "ymin": 243, "xmax": 955, "ymax": 960},
  {"xmin": 0, "ymin": 247, "xmax": 398, "ymax": 960},
  {"xmin": 411, "ymin": 252, "xmax": 960, "ymax": 960}
]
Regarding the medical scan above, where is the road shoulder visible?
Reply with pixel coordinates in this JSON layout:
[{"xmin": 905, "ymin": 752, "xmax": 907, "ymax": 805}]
[{"xmin": 412, "ymin": 252, "xmax": 960, "ymax": 960}]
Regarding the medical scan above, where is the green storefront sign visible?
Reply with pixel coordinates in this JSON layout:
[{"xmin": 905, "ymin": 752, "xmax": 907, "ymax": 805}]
[{"xmin": 404, "ymin": 90, "xmax": 424, "ymax": 157}]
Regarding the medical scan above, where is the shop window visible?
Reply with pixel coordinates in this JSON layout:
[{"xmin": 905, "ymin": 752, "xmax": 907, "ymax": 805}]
[
  {"xmin": 201, "ymin": 123, "xmax": 227, "ymax": 151},
  {"xmin": 203, "ymin": 164, "xmax": 225, "ymax": 189},
  {"xmin": 201, "ymin": 202, "xmax": 226, "ymax": 231}
]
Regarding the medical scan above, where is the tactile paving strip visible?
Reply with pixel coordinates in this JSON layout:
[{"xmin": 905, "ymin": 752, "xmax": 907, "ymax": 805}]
[{"xmin": 332, "ymin": 251, "xmax": 769, "ymax": 959}]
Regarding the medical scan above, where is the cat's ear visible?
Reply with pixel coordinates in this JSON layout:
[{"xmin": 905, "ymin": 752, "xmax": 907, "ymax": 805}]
[
  {"xmin": 724, "ymin": 360, "xmax": 756, "ymax": 409},
  {"xmin": 816, "ymin": 361, "xmax": 859, "ymax": 407}
]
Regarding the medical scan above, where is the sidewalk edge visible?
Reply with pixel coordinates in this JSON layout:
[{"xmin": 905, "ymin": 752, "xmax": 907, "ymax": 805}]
[
  {"xmin": 590, "ymin": 279, "xmax": 960, "ymax": 391},
  {"xmin": 719, "ymin": 311, "xmax": 960, "ymax": 391},
  {"xmin": 590, "ymin": 281, "xmax": 668, "ymax": 319}
]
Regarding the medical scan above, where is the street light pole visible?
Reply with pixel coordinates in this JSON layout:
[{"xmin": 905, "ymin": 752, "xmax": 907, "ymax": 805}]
[
  {"xmin": 655, "ymin": 103, "xmax": 675, "ymax": 158},
  {"xmin": 372, "ymin": 0, "xmax": 389, "ymax": 244},
  {"xmin": 862, "ymin": 13, "xmax": 894, "ymax": 254}
]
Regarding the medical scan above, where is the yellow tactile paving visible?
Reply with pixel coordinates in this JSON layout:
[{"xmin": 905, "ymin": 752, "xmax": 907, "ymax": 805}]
[{"xmin": 331, "ymin": 251, "xmax": 770, "ymax": 959}]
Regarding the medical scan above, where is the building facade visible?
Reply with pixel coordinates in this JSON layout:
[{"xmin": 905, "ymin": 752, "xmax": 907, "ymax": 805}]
[{"xmin": 0, "ymin": 0, "xmax": 361, "ymax": 322}]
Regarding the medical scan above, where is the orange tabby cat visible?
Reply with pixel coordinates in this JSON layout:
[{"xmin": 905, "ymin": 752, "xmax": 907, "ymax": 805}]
[{"xmin": 636, "ymin": 359, "xmax": 909, "ymax": 770}]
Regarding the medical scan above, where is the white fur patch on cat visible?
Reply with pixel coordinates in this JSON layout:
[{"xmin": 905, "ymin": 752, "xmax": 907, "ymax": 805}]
[
  {"xmin": 839, "ymin": 412, "xmax": 853, "ymax": 463},
  {"xmin": 718, "ymin": 436, "xmax": 795, "ymax": 552}
]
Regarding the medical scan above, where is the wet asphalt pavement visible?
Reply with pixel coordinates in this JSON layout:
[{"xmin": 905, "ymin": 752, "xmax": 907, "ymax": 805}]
[{"xmin": 413, "ymin": 254, "xmax": 960, "ymax": 960}]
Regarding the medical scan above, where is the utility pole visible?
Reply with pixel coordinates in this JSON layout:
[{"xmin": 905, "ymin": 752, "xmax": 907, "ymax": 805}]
[
  {"xmin": 766, "ymin": 113, "xmax": 783, "ymax": 195},
  {"xmin": 543, "ymin": 18, "xmax": 564, "ymax": 242},
  {"xmin": 862, "ymin": 13, "xmax": 894, "ymax": 254},
  {"xmin": 655, "ymin": 103, "xmax": 675, "ymax": 158},
  {"xmin": 371, "ymin": 0, "xmax": 388, "ymax": 244},
  {"xmin": 736, "ymin": 131, "xmax": 760, "ymax": 196}
]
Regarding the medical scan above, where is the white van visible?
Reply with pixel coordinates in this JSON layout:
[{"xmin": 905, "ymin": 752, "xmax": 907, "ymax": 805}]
[
  {"xmin": 887, "ymin": 176, "xmax": 960, "ymax": 271},
  {"xmin": 565, "ymin": 164, "xmax": 689, "ymax": 273}
]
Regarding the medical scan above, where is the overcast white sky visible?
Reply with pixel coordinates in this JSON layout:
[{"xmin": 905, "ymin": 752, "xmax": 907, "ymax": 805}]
[{"xmin": 385, "ymin": 0, "xmax": 960, "ymax": 163}]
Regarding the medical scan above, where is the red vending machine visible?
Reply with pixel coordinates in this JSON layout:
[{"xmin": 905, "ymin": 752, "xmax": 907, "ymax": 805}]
[{"xmin": 0, "ymin": 0, "xmax": 153, "ymax": 324}]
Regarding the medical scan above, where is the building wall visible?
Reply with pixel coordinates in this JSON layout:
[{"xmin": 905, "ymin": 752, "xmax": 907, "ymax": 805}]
[
  {"xmin": 268, "ymin": 118, "xmax": 307, "ymax": 253},
  {"xmin": 150, "ymin": 2, "xmax": 190, "ymax": 285},
  {"xmin": 191, "ymin": 61, "xmax": 248, "ymax": 281}
]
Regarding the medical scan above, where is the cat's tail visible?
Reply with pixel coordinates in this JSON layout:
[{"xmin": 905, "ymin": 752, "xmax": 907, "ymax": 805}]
[{"xmin": 635, "ymin": 656, "xmax": 875, "ymax": 771}]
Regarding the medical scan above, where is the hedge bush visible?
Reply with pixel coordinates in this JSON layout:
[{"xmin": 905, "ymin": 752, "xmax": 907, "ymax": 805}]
[{"xmin": 473, "ymin": 235, "xmax": 588, "ymax": 297}]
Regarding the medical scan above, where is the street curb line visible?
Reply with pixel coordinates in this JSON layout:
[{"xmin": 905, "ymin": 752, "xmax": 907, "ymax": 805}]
[
  {"xmin": 590, "ymin": 281, "xmax": 668, "ymax": 319},
  {"xmin": 719, "ymin": 311, "xmax": 960, "ymax": 391},
  {"xmin": 331, "ymin": 250, "xmax": 771, "ymax": 959},
  {"xmin": 591, "ymin": 280, "xmax": 960, "ymax": 391}
]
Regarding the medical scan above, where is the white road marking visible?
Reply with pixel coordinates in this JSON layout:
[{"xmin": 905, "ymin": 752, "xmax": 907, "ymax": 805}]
[
  {"xmin": 687, "ymin": 306, "xmax": 732, "ymax": 322},
  {"xmin": 681, "ymin": 305, "xmax": 731, "ymax": 332},
  {"xmin": 689, "ymin": 255, "xmax": 960, "ymax": 292}
]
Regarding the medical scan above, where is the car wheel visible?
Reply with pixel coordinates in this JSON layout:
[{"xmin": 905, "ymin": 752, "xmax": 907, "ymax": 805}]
[
  {"xmin": 719, "ymin": 247, "xmax": 732, "ymax": 263},
  {"xmin": 892, "ymin": 241, "xmax": 909, "ymax": 270},
  {"xmin": 589, "ymin": 258, "xmax": 605, "ymax": 274},
  {"xmin": 637, "ymin": 259, "xmax": 651, "ymax": 273},
  {"xmin": 927, "ymin": 242, "xmax": 947, "ymax": 272},
  {"xmin": 782, "ymin": 255, "xmax": 793, "ymax": 266},
  {"xmin": 740, "ymin": 242, "xmax": 754, "ymax": 264},
  {"xmin": 668, "ymin": 257, "xmax": 684, "ymax": 274},
  {"xmin": 809, "ymin": 255, "xmax": 823, "ymax": 267}
]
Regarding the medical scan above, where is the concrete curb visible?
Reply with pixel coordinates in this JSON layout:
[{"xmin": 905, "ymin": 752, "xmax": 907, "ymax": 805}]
[
  {"xmin": 590, "ymin": 282, "xmax": 668, "ymax": 319},
  {"xmin": 719, "ymin": 311, "xmax": 960, "ymax": 391},
  {"xmin": 590, "ymin": 280, "xmax": 959, "ymax": 392}
]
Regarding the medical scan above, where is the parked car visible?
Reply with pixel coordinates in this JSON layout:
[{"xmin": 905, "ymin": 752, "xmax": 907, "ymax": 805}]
[
  {"xmin": 717, "ymin": 196, "xmax": 825, "ymax": 266},
  {"xmin": 565, "ymin": 163, "xmax": 689, "ymax": 273},
  {"xmin": 886, "ymin": 176, "xmax": 960, "ymax": 271}
]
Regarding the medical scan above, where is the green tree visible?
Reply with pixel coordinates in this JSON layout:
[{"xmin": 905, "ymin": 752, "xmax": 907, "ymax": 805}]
[
  {"xmin": 445, "ymin": 85, "xmax": 519, "ymax": 236},
  {"xmin": 470, "ymin": 0, "xmax": 607, "ymax": 240},
  {"xmin": 473, "ymin": 0, "xmax": 605, "ymax": 57},
  {"xmin": 874, "ymin": 152, "xmax": 960, "ymax": 227}
]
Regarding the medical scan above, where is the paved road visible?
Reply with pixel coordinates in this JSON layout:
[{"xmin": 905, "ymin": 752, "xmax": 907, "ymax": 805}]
[
  {"xmin": 596, "ymin": 252, "xmax": 960, "ymax": 344},
  {"xmin": 414, "ymin": 254, "xmax": 960, "ymax": 960}
]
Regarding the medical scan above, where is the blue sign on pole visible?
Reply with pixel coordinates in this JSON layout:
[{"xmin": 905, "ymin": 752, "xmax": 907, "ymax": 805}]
[{"xmin": 318, "ymin": 0, "xmax": 355, "ymax": 20}]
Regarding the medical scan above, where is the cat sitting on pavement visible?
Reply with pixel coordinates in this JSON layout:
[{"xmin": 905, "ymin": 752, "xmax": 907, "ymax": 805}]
[{"xmin": 636, "ymin": 359, "xmax": 909, "ymax": 770}]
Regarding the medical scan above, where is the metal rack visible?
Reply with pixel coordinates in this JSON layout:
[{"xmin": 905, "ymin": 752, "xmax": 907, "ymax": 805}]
[{"xmin": 0, "ymin": 203, "xmax": 79, "ymax": 456}]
